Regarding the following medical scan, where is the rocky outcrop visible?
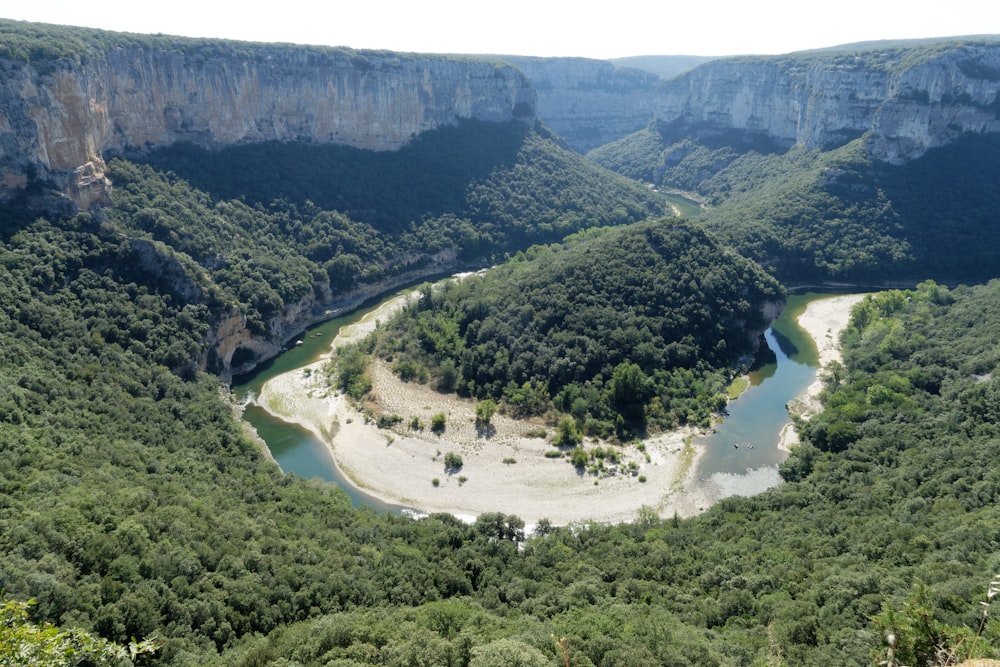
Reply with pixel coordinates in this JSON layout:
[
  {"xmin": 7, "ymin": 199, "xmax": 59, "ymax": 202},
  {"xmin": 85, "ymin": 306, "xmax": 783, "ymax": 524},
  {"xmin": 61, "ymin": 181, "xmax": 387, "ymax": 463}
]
[
  {"xmin": 0, "ymin": 37, "xmax": 536, "ymax": 209},
  {"xmin": 654, "ymin": 39, "xmax": 1000, "ymax": 163},
  {"xmin": 502, "ymin": 56, "xmax": 662, "ymax": 153}
]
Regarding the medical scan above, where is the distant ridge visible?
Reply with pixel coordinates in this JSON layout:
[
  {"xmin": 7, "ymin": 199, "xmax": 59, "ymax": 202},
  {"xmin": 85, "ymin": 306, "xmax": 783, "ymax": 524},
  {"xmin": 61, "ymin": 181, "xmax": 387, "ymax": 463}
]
[
  {"xmin": 790, "ymin": 34, "xmax": 1000, "ymax": 54},
  {"xmin": 610, "ymin": 54, "xmax": 717, "ymax": 79}
]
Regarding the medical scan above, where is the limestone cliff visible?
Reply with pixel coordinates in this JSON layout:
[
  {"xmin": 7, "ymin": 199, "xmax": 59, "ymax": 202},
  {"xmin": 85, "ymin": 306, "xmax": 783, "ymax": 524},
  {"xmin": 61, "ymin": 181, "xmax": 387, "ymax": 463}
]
[
  {"xmin": 501, "ymin": 56, "xmax": 662, "ymax": 153},
  {"xmin": 0, "ymin": 34, "xmax": 536, "ymax": 209},
  {"xmin": 654, "ymin": 39, "xmax": 1000, "ymax": 163}
]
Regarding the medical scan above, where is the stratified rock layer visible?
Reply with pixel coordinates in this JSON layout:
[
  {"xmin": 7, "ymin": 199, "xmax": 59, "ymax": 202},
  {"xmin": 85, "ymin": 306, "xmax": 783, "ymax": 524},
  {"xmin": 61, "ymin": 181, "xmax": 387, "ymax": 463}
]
[
  {"xmin": 654, "ymin": 41, "xmax": 1000, "ymax": 162},
  {"xmin": 0, "ymin": 40, "xmax": 536, "ymax": 208},
  {"xmin": 502, "ymin": 56, "xmax": 662, "ymax": 153}
]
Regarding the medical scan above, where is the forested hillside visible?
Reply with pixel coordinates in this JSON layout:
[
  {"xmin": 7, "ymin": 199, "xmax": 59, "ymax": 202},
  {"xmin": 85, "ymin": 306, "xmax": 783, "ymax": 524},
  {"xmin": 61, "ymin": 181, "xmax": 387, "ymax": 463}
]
[
  {"xmin": 7, "ymin": 201, "xmax": 1000, "ymax": 664},
  {"xmin": 6, "ymin": 22, "xmax": 1000, "ymax": 667},
  {"xmin": 362, "ymin": 220, "xmax": 783, "ymax": 437},
  {"xmin": 588, "ymin": 38, "xmax": 1000, "ymax": 285},
  {"xmin": 106, "ymin": 120, "xmax": 667, "ymax": 372},
  {"xmin": 591, "ymin": 125, "xmax": 1000, "ymax": 284}
]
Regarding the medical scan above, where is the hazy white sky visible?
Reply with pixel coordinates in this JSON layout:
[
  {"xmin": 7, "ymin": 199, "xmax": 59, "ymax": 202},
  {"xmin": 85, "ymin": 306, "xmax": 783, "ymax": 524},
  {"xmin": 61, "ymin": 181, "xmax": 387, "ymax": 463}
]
[{"xmin": 4, "ymin": 1, "xmax": 999, "ymax": 58}]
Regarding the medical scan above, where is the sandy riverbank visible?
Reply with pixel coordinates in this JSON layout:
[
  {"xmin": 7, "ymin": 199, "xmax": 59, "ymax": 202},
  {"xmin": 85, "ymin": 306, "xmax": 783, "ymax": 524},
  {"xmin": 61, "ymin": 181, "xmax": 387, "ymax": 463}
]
[
  {"xmin": 778, "ymin": 293, "xmax": 868, "ymax": 450},
  {"xmin": 254, "ymin": 291, "xmax": 866, "ymax": 525}
]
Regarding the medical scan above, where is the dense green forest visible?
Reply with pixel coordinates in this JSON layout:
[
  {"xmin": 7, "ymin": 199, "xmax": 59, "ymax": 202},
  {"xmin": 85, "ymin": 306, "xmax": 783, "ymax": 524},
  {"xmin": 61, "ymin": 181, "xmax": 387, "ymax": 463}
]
[
  {"xmin": 138, "ymin": 120, "xmax": 665, "ymax": 255},
  {"xmin": 103, "ymin": 120, "xmax": 665, "ymax": 346},
  {"xmin": 6, "ymin": 201, "xmax": 1000, "ymax": 664},
  {"xmin": 358, "ymin": 220, "xmax": 783, "ymax": 437},
  {"xmin": 7, "ymin": 21, "xmax": 1000, "ymax": 666}
]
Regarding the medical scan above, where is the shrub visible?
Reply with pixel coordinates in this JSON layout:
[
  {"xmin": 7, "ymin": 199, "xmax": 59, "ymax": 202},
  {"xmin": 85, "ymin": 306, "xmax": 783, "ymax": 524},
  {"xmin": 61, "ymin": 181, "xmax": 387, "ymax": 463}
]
[
  {"xmin": 377, "ymin": 413, "xmax": 403, "ymax": 428},
  {"xmin": 431, "ymin": 413, "xmax": 446, "ymax": 433},
  {"xmin": 569, "ymin": 446, "xmax": 589, "ymax": 468},
  {"xmin": 444, "ymin": 451, "xmax": 463, "ymax": 471},
  {"xmin": 475, "ymin": 399, "xmax": 497, "ymax": 428},
  {"xmin": 392, "ymin": 359, "xmax": 421, "ymax": 382}
]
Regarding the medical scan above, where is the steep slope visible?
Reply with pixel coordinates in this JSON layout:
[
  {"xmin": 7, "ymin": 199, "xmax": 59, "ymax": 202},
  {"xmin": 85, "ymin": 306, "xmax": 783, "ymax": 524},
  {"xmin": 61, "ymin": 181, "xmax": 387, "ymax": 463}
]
[
  {"xmin": 652, "ymin": 37, "xmax": 1000, "ymax": 162},
  {"xmin": 589, "ymin": 37, "xmax": 1000, "ymax": 283},
  {"xmin": 105, "ymin": 122, "xmax": 667, "ymax": 378},
  {"xmin": 0, "ymin": 21, "xmax": 669, "ymax": 378},
  {"xmin": 0, "ymin": 20, "xmax": 536, "ymax": 210},
  {"xmin": 500, "ymin": 56, "xmax": 663, "ymax": 153}
]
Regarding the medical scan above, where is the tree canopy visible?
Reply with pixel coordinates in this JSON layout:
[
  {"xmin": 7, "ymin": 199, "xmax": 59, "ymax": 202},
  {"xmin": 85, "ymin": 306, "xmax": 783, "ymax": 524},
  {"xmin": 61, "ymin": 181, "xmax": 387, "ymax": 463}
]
[
  {"xmin": 364, "ymin": 220, "xmax": 783, "ymax": 436},
  {"xmin": 5, "ymin": 25, "xmax": 1000, "ymax": 664}
]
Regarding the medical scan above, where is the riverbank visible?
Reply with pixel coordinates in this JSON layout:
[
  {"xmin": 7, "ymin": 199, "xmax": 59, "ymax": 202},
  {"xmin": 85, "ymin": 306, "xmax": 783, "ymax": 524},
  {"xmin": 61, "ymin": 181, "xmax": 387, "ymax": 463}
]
[
  {"xmin": 253, "ymin": 291, "xmax": 865, "ymax": 525},
  {"xmin": 779, "ymin": 293, "xmax": 867, "ymax": 449}
]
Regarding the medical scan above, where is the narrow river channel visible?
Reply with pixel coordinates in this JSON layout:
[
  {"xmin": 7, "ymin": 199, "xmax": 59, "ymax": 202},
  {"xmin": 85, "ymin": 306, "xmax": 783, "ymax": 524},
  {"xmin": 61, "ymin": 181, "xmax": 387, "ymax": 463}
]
[
  {"xmin": 691, "ymin": 294, "xmax": 821, "ymax": 502},
  {"xmin": 233, "ymin": 291, "xmax": 835, "ymax": 514}
]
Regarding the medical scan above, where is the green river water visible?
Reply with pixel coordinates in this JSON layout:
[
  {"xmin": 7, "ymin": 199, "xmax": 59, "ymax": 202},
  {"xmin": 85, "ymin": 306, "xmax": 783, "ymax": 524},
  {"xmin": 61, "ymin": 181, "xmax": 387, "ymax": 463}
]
[{"xmin": 233, "ymin": 291, "xmax": 837, "ymax": 513}]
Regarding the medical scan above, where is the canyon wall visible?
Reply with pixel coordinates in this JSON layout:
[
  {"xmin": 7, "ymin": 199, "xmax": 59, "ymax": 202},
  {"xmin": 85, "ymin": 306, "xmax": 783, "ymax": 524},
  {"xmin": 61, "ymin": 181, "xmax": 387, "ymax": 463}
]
[
  {"xmin": 0, "ymin": 39, "xmax": 536, "ymax": 209},
  {"xmin": 654, "ymin": 40, "xmax": 1000, "ymax": 162},
  {"xmin": 501, "ymin": 56, "xmax": 663, "ymax": 153}
]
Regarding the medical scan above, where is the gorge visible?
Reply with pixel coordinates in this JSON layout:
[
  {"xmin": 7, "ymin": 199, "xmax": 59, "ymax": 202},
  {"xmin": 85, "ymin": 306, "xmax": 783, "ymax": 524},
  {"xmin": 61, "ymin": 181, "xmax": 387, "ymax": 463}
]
[{"xmin": 6, "ymin": 20, "xmax": 1000, "ymax": 665}]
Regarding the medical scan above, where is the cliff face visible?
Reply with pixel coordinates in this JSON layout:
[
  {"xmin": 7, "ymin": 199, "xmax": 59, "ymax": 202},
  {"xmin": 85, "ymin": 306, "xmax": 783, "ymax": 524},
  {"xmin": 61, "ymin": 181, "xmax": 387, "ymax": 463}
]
[
  {"xmin": 502, "ymin": 56, "xmax": 662, "ymax": 153},
  {"xmin": 654, "ymin": 41, "xmax": 1000, "ymax": 163},
  {"xmin": 0, "ymin": 43, "xmax": 536, "ymax": 208}
]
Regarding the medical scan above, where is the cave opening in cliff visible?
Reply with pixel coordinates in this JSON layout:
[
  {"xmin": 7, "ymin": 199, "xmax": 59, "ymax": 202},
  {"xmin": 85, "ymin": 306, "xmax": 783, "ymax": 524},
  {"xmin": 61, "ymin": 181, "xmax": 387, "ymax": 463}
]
[{"xmin": 231, "ymin": 346, "xmax": 257, "ymax": 369}]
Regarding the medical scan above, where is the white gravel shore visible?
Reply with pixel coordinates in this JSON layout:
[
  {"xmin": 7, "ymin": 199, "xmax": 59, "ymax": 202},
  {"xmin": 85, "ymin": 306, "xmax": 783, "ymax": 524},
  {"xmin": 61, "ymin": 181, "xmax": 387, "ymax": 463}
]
[{"xmin": 254, "ymin": 291, "xmax": 866, "ymax": 525}]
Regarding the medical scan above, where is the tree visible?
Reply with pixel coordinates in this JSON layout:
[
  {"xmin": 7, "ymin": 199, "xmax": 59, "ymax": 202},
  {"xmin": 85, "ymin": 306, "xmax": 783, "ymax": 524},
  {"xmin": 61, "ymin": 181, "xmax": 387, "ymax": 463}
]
[
  {"xmin": 552, "ymin": 417, "xmax": 582, "ymax": 448},
  {"xmin": 437, "ymin": 358, "xmax": 458, "ymax": 391},
  {"xmin": 469, "ymin": 638, "xmax": 550, "ymax": 667},
  {"xmin": 0, "ymin": 599, "xmax": 159, "ymax": 666},
  {"xmin": 475, "ymin": 399, "xmax": 497, "ymax": 429},
  {"xmin": 610, "ymin": 361, "xmax": 651, "ymax": 421}
]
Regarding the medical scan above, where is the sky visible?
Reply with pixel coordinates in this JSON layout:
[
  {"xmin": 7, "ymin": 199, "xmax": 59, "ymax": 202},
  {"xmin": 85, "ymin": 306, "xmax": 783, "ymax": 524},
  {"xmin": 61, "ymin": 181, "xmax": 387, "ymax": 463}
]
[{"xmin": 3, "ymin": 1, "xmax": 1000, "ymax": 59}]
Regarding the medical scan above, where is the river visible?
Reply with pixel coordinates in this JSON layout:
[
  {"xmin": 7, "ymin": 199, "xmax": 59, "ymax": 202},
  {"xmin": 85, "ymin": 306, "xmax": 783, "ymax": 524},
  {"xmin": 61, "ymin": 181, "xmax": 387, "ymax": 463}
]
[
  {"xmin": 690, "ymin": 294, "xmax": 821, "ymax": 502},
  {"xmin": 233, "ymin": 300, "xmax": 402, "ymax": 508},
  {"xmin": 234, "ymin": 291, "xmax": 837, "ymax": 513}
]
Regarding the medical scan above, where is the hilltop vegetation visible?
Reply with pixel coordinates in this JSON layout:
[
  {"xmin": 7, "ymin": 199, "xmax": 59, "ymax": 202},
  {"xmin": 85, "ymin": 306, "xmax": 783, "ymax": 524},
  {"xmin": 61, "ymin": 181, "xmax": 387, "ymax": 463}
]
[
  {"xmin": 364, "ymin": 220, "xmax": 783, "ymax": 437},
  {"xmin": 0, "ymin": 17, "xmax": 496, "ymax": 65}
]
